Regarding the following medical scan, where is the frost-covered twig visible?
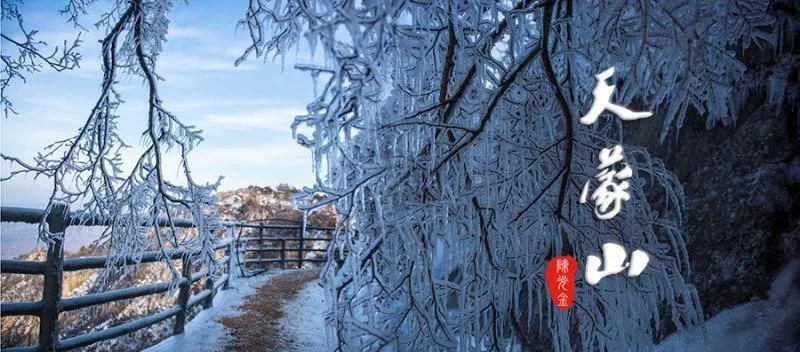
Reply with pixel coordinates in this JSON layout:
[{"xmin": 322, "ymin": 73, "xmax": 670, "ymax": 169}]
[
  {"xmin": 1, "ymin": 1, "xmax": 83, "ymax": 117},
  {"xmin": 2, "ymin": 0, "xmax": 220, "ymax": 283}
]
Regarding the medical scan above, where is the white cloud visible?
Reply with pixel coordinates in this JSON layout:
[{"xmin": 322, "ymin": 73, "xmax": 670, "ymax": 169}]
[
  {"xmin": 198, "ymin": 106, "xmax": 306, "ymax": 132},
  {"xmin": 168, "ymin": 97, "xmax": 298, "ymax": 111},
  {"xmin": 195, "ymin": 143, "xmax": 308, "ymax": 166},
  {"xmin": 167, "ymin": 25, "xmax": 214, "ymax": 40},
  {"xmin": 157, "ymin": 53, "xmax": 250, "ymax": 73},
  {"xmin": 1, "ymin": 118, "xmax": 75, "ymax": 154},
  {"xmin": 189, "ymin": 142, "xmax": 314, "ymax": 189}
]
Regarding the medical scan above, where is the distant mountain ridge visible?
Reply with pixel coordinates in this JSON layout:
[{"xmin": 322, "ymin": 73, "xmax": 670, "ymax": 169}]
[{"xmin": 216, "ymin": 184, "xmax": 335, "ymax": 226}]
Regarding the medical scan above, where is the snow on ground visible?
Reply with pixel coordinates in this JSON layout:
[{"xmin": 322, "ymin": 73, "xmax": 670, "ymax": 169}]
[
  {"xmin": 144, "ymin": 261, "xmax": 796, "ymax": 352},
  {"xmin": 657, "ymin": 260, "xmax": 800, "ymax": 352},
  {"xmin": 144, "ymin": 272, "xmax": 277, "ymax": 352},
  {"xmin": 656, "ymin": 300, "xmax": 786, "ymax": 352},
  {"xmin": 278, "ymin": 279, "xmax": 328, "ymax": 351}
]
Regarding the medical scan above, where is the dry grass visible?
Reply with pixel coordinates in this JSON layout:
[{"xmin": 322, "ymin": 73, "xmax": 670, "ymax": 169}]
[{"xmin": 220, "ymin": 269, "xmax": 320, "ymax": 352}]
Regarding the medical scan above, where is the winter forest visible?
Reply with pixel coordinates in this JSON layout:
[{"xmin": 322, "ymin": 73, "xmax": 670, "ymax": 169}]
[{"xmin": 1, "ymin": 0, "xmax": 799, "ymax": 351}]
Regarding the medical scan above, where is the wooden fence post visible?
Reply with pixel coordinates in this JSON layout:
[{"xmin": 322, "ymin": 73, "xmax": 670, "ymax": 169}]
[
  {"xmin": 297, "ymin": 224, "xmax": 304, "ymax": 269},
  {"xmin": 223, "ymin": 226, "xmax": 234, "ymax": 290},
  {"xmin": 279, "ymin": 239, "xmax": 286, "ymax": 269},
  {"xmin": 173, "ymin": 255, "xmax": 191, "ymax": 335},
  {"xmin": 203, "ymin": 274, "xmax": 214, "ymax": 309},
  {"xmin": 39, "ymin": 203, "xmax": 68, "ymax": 352},
  {"xmin": 258, "ymin": 226, "xmax": 264, "ymax": 271}
]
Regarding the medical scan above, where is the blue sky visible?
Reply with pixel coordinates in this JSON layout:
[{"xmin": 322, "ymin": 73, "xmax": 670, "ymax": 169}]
[{"xmin": 1, "ymin": 1, "xmax": 320, "ymax": 207}]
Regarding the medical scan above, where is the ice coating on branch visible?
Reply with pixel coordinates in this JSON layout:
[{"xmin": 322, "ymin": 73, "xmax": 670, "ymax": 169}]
[
  {"xmin": 237, "ymin": 0, "xmax": 780, "ymax": 350},
  {"xmin": 2, "ymin": 0, "xmax": 221, "ymax": 283}
]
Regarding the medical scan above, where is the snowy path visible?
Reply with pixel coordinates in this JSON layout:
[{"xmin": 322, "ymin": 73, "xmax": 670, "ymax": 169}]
[
  {"xmin": 143, "ymin": 273, "xmax": 276, "ymax": 352},
  {"xmin": 144, "ymin": 270, "xmax": 328, "ymax": 352},
  {"xmin": 278, "ymin": 279, "xmax": 327, "ymax": 351}
]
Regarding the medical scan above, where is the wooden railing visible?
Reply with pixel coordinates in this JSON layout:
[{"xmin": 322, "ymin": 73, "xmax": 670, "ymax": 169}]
[
  {"xmin": 0, "ymin": 205, "xmax": 335, "ymax": 352},
  {"xmin": 236, "ymin": 222, "xmax": 335, "ymax": 270}
]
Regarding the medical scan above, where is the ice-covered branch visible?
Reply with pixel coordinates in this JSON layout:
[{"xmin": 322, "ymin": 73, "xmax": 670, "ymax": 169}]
[
  {"xmin": 1, "ymin": 1, "xmax": 83, "ymax": 117},
  {"xmin": 238, "ymin": 0, "xmax": 784, "ymax": 350},
  {"xmin": 2, "ymin": 0, "xmax": 220, "ymax": 282}
]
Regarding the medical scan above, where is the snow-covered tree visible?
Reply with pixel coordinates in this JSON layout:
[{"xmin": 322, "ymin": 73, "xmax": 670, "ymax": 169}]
[
  {"xmin": 2, "ymin": 0, "xmax": 793, "ymax": 349},
  {"xmin": 240, "ymin": 0, "xmax": 791, "ymax": 350},
  {"xmin": 2, "ymin": 0, "xmax": 220, "ymax": 281}
]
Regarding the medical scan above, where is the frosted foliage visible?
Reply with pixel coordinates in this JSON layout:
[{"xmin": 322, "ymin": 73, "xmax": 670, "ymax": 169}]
[
  {"xmin": 1, "ymin": 0, "xmax": 82, "ymax": 117},
  {"xmin": 2, "ymin": 0, "xmax": 220, "ymax": 280},
  {"xmin": 239, "ymin": 1, "xmax": 777, "ymax": 351}
]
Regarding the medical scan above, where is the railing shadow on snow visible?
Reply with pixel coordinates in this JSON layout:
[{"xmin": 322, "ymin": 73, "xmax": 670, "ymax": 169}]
[{"xmin": 0, "ymin": 205, "xmax": 335, "ymax": 352}]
